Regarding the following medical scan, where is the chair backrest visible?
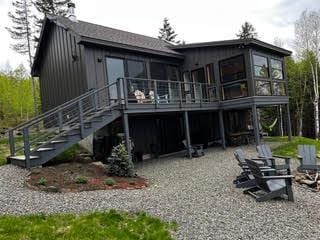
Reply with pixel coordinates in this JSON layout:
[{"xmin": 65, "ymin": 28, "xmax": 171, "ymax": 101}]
[
  {"xmin": 256, "ymin": 144, "xmax": 274, "ymax": 166},
  {"xmin": 256, "ymin": 144, "xmax": 272, "ymax": 158},
  {"xmin": 234, "ymin": 149, "xmax": 246, "ymax": 165},
  {"xmin": 245, "ymin": 159, "xmax": 269, "ymax": 190},
  {"xmin": 298, "ymin": 145, "xmax": 316, "ymax": 166}
]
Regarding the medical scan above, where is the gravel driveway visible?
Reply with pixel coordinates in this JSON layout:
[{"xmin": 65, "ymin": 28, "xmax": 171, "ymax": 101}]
[{"xmin": 1, "ymin": 146, "xmax": 320, "ymax": 239}]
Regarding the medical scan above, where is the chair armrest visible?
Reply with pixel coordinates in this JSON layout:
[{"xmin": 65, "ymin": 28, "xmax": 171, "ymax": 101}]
[
  {"xmin": 260, "ymin": 168, "xmax": 276, "ymax": 172},
  {"xmin": 263, "ymin": 175, "xmax": 294, "ymax": 180},
  {"xmin": 273, "ymin": 154, "xmax": 291, "ymax": 160},
  {"xmin": 297, "ymin": 155, "xmax": 302, "ymax": 159}
]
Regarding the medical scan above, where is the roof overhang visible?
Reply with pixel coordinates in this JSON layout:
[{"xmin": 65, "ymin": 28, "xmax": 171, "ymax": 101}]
[
  {"xmin": 79, "ymin": 36, "xmax": 184, "ymax": 60},
  {"xmin": 172, "ymin": 38, "xmax": 292, "ymax": 56}
]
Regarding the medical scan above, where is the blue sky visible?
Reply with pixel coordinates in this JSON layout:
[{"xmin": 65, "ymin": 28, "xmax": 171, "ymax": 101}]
[{"xmin": 0, "ymin": 0, "xmax": 319, "ymax": 71}]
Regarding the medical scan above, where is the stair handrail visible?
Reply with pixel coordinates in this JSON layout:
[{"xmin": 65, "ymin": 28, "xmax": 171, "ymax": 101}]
[
  {"xmin": 9, "ymin": 89, "xmax": 95, "ymax": 132},
  {"xmin": 8, "ymin": 80, "xmax": 122, "ymax": 159}
]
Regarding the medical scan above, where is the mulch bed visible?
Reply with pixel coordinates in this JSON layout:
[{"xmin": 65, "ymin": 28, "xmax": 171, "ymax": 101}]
[{"xmin": 25, "ymin": 162, "xmax": 149, "ymax": 192}]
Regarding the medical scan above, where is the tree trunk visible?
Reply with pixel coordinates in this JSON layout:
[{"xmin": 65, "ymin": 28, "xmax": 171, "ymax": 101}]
[{"xmin": 315, "ymin": 101, "xmax": 319, "ymax": 140}]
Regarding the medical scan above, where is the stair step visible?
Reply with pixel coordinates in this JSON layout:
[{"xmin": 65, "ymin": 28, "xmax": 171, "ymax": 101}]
[
  {"xmin": 9, "ymin": 155, "xmax": 40, "ymax": 161},
  {"xmin": 34, "ymin": 147, "xmax": 55, "ymax": 152},
  {"xmin": 36, "ymin": 140, "xmax": 67, "ymax": 145}
]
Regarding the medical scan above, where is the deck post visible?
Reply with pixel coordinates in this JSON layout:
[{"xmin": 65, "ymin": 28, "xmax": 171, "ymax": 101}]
[
  {"xmin": 183, "ymin": 111, "xmax": 192, "ymax": 158},
  {"xmin": 123, "ymin": 113, "xmax": 132, "ymax": 159},
  {"xmin": 218, "ymin": 110, "xmax": 226, "ymax": 149},
  {"xmin": 286, "ymin": 103, "xmax": 292, "ymax": 141},
  {"xmin": 252, "ymin": 105, "xmax": 260, "ymax": 145}
]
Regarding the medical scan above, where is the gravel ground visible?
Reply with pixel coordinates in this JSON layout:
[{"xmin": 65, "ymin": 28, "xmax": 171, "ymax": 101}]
[{"xmin": 1, "ymin": 146, "xmax": 320, "ymax": 239}]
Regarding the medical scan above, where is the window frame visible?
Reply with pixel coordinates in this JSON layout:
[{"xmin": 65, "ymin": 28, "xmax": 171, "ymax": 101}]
[
  {"xmin": 219, "ymin": 54, "xmax": 247, "ymax": 84},
  {"xmin": 253, "ymin": 54, "xmax": 269, "ymax": 79},
  {"xmin": 270, "ymin": 58, "xmax": 284, "ymax": 80}
]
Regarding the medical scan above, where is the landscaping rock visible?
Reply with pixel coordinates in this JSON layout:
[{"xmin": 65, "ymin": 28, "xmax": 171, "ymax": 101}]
[{"xmin": 45, "ymin": 186, "xmax": 60, "ymax": 193}]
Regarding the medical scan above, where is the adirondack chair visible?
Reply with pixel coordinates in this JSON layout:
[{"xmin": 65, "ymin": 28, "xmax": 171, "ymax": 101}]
[
  {"xmin": 233, "ymin": 149, "xmax": 271, "ymax": 188},
  {"xmin": 297, "ymin": 145, "xmax": 320, "ymax": 172},
  {"xmin": 243, "ymin": 159, "xmax": 294, "ymax": 202},
  {"xmin": 256, "ymin": 144, "xmax": 291, "ymax": 174}
]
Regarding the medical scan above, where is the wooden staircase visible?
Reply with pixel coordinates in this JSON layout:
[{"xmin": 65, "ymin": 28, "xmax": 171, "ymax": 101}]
[{"xmin": 7, "ymin": 81, "xmax": 122, "ymax": 168}]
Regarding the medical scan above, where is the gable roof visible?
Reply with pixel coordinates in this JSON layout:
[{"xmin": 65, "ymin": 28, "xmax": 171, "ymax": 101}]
[
  {"xmin": 171, "ymin": 38, "xmax": 292, "ymax": 56},
  {"xmin": 54, "ymin": 17, "xmax": 182, "ymax": 57}
]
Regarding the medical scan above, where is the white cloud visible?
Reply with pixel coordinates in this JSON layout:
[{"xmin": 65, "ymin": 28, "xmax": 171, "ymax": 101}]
[{"xmin": 0, "ymin": 0, "xmax": 319, "ymax": 71}]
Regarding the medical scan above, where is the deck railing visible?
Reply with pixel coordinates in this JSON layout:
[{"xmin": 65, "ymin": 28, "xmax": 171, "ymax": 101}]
[{"xmin": 122, "ymin": 77, "xmax": 217, "ymax": 107}]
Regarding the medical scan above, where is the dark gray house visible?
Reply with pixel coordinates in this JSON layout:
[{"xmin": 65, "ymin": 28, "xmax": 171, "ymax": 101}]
[{"xmin": 7, "ymin": 5, "xmax": 292, "ymax": 167}]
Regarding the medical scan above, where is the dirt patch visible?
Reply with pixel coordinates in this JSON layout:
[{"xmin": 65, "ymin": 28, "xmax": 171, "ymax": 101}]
[{"xmin": 26, "ymin": 162, "xmax": 149, "ymax": 192}]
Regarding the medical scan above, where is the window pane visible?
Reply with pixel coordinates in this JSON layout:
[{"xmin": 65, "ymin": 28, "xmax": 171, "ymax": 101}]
[
  {"xmin": 253, "ymin": 55, "xmax": 268, "ymax": 78},
  {"xmin": 127, "ymin": 60, "xmax": 147, "ymax": 78},
  {"xmin": 223, "ymin": 81, "xmax": 248, "ymax": 100},
  {"xmin": 272, "ymin": 82, "xmax": 286, "ymax": 95},
  {"xmin": 206, "ymin": 63, "xmax": 215, "ymax": 84},
  {"xmin": 167, "ymin": 65, "xmax": 179, "ymax": 81},
  {"xmin": 106, "ymin": 57, "xmax": 124, "ymax": 100},
  {"xmin": 271, "ymin": 59, "xmax": 283, "ymax": 79},
  {"xmin": 220, "ymin": 55, "xmax": 246, "ymax": 83},
  {"xmin": 150, "ymin": 62, "xmax": 166, "ymax": 80},
  {"xmin": 256, "ymin": 81, "xmax": 271, "ymax": 96}
]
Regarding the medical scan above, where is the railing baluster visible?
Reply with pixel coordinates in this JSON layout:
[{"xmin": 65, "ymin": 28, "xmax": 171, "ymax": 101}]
[
  {"xmin": 93, "ymin": 91, "xmax": 98, "ymax": 111},
  {"xmin": 178, "ymin": 81, "xmax": 182, "ymax": 108},
  {"xmin": 199, "ymin": 83, "xmax": 203, "ymax": 107},
  {"xmin": 58, "ymin": 109, "xmax": 63, "ymax": 132},
  {"xmin": 116, "ymin": 78, "xmax": 122, "ymax": 107},
  {"xmin": 154, "ymin": 80, "xmax": 158, "ymax": 109},
  {"xmin": 8, "ymin": 130, "xmax": 15, "ymax": 156},
  {"xmin": 22, "ymin": 127, "xmax": 30, "ymax": 168},
  {"xmin": 123, "ymin": 77, "xmax": 129, "ymax": 109},
  {"xmin": 78, "ymin": 100, "xmax": 84, "ymax": 138}
]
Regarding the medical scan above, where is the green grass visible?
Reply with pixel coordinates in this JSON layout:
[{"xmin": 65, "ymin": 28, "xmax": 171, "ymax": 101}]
[
  {"xmin": 266, "ymin": 136, "xmax": 320, "ymax": 158},
  {"xmin": 0, "ymin": 138, "xmax": 9, "ymax": 166},
  {"xmin": 0, "ymin": 210, "xmax": 177, "ymax": 240}
]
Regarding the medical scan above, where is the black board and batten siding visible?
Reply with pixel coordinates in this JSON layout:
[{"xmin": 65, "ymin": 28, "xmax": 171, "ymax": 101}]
[{"xmin": 39, "ymin": 24, "xmax": 87, "ymax": 112}]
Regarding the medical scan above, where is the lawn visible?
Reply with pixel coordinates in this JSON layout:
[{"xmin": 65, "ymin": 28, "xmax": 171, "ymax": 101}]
[
  {"xmin": 0, "ymin": 210, "xmax": 177, "ymax": 240},
  {"xmin": 0, "ymin": 138, "xmax": 9, "ymax": 166},
  {"xmin": 266, "ymin": 136, "xmax": 320, "ymax": 158}
]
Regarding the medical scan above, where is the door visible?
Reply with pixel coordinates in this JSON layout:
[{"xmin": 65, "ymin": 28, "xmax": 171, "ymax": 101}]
[{"xmin": 106, "ymin": 57, "xmax": 125, "ymax": 102}]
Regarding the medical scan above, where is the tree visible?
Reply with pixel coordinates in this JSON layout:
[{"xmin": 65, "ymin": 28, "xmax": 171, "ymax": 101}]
[
  {"xmin": 32, "ymin": 0, "xmax": 72, "ymax": 42},
  {"xmin": 6, "ymin": 0, "xmax": 38, "ymax": 116},
  {"xmin": 294, "ymin": 10, "xmax": 320, "ymax": 139},
  {"xmin": 236, "ymin": 21, "xmax": 258, "ymax": 39},
  {"xmin": 158, "ymin": 17, "xmax": 180, "ymax": 43}
]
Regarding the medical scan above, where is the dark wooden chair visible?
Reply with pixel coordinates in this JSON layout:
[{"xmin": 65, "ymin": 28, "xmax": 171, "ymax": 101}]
[
  {"xmin": 297, "ymin": 145, "xmax": 320, "ymax": 172},
  {"xmin": 244, "ymin": 159, "xmax": 294, "ymax": 202},
  {"xmin": 233, "ymin": 149, "xmax": 271, "ymax": 188},
  {"xmin": 256, "ymin": 144, "xmax": 291, "ymax": 174}
]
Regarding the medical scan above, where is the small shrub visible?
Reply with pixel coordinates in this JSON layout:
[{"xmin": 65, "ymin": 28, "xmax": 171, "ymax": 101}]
[
  {"xmin": 75, "ymin": 176, "xmax": 88, "ymax": 184},
  {"xmin": 108, "ymin": 144, "xmax": 135, "ymax": 177},
  {"xmin": 104, "ymin": 178, "xmax": 116, "ymax": 186},
  {"xmin": 37, "ymin": 177, "xmax": 47, "ymax": 186}
]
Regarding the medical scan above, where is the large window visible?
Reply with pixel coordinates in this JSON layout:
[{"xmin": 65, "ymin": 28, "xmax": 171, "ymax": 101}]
[
  {"xmin": 253, "ymin": 55, "xmax": 268, "ymax": 78},
  {"xmin": 206, "ymin": 63, "xmax": 215, "ymax": 84},
  {"xmin": 106, "ymin": 57, "xmax": 125, "ymax": 100},
  {"xmin": 127, "ymin": 60, "xmax": 148, "ymax": 99},
  {"xmin": 127, "ymin": 60, "xmax": 147, "ymax": 78},
  {"xmin": 192, "ymin": 68, "xmax": 206, "ymax": 101},
  {"xmin": 271, "ymin": 59, "xmax": 283, "ymax": 79},
  {"xmin": 223, "ymin": 82, "xmax": 248, "ymax": 100},
  {"xmin": 272, "ymin": 82, "xmax": 286, "ymax": 95},
  {"xmin": 256, "ymin": 81, "xmax": 271, "ymax": 96},
  {"xmin": 220, "ymin": 55, "xmax": 246, "ymax": 83}
]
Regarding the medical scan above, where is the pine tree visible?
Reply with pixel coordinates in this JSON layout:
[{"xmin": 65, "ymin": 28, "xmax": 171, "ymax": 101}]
[
  {"xmin": 236, "ymin": 21, "xmax": 258, "ymax": 39},
  {"xmin": 6, "ymin": 0, "xmax": 38, "ymax": 116},
  {"xmin": 158, "ymin": 17, "xmax": 180, "ymax": 43},
  {"xmin": 6, "ymin": 0, "xmax": 34, "ymax": 66},
  {"xmin": 32, "ymin": 0, "xmax": 72, "ymax": 42}
]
